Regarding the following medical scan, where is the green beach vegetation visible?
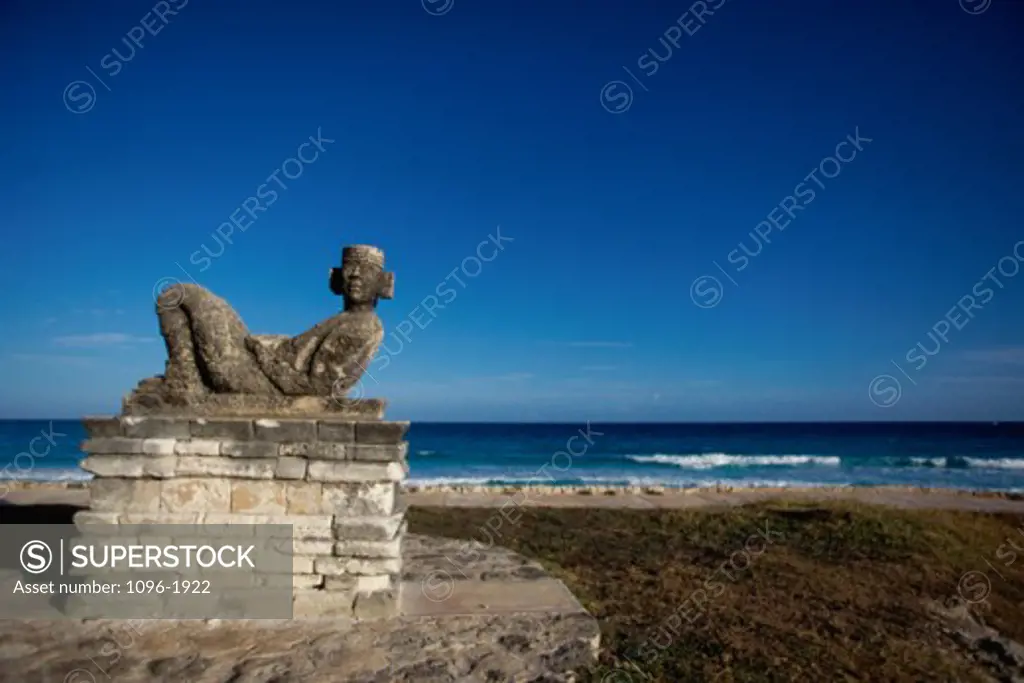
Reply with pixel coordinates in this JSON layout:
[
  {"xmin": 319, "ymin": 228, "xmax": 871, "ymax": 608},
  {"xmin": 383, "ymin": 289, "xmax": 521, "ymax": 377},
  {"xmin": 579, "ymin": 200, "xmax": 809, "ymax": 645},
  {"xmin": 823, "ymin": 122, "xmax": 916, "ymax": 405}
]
[{"xmin": 410, "ymin": 501, "xmax": 1024, "ymax": 682}]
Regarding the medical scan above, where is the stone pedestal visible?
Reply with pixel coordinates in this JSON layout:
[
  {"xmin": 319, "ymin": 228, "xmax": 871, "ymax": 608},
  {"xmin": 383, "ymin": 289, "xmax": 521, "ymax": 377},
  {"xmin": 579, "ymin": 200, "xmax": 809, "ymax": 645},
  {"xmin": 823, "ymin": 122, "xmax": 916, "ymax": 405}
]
[{"xmin": 75, "ymin": 413, "xmax": 409, "ymax": 619}]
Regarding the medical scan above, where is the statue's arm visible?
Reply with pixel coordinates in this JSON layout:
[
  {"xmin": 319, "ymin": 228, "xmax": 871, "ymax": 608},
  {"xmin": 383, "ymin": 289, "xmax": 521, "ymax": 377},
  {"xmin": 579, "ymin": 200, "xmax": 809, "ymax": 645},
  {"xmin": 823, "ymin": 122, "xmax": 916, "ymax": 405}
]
[{"xmin": 245, "ymin": 336, "xmax": 314, "ymax": 394}]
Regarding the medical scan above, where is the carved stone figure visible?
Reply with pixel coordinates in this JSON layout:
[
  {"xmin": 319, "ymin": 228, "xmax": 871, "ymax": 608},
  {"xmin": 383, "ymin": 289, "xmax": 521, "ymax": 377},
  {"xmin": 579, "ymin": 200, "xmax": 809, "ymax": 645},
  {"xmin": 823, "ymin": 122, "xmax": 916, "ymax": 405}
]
[{"xmin": 125, "ymin": 245, "xmax": 394, "ymax": 416}]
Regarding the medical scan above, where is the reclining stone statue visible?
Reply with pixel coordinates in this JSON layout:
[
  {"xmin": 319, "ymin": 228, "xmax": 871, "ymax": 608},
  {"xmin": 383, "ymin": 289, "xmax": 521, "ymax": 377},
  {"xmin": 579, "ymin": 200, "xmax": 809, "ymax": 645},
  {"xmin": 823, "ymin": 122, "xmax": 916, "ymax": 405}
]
[{"xmin": 126, "ymin": 245, "xmax": 393, "ymax": 416}]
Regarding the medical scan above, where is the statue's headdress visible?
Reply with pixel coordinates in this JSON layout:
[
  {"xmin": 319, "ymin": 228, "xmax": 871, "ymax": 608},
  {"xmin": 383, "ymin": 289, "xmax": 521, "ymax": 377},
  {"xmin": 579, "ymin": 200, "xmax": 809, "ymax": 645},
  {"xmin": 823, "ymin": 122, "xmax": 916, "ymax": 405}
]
[{"xmin": 342, "ymin": 245, "xmax": 384, "ymax": 268}]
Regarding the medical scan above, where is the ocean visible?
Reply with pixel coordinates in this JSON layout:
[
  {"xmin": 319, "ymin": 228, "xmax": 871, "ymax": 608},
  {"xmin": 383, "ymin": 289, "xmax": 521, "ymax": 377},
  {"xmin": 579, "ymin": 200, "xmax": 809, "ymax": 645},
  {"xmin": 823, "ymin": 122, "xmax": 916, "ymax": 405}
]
[{"xmin": 4, "ymin": 421, "xmax": 1024, "ymax": 492}]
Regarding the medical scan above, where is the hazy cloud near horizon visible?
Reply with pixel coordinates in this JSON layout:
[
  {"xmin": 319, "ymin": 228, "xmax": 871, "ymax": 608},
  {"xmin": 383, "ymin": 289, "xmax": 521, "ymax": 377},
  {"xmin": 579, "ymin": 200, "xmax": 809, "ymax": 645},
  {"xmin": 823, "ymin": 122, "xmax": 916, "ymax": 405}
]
[{"xmin": 52, "ymin": 333, "xmax": 155, "ymax": 348}]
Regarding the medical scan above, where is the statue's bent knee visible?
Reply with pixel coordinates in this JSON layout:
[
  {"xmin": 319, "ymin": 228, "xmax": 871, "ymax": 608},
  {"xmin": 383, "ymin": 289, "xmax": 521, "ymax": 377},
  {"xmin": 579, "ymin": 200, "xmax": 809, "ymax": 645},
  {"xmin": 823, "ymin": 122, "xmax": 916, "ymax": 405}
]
[{"xmin": 156, "ymin": 282, "xmax": 205, "ymax": 312}]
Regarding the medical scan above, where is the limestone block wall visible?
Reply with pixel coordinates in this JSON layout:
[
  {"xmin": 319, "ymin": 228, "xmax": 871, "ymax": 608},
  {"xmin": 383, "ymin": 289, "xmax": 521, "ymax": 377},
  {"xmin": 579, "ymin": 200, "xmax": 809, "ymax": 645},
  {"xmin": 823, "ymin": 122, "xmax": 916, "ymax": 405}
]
[{"xmin": 75, "ymin": 415, "xmax": 409, "ymax": 619}]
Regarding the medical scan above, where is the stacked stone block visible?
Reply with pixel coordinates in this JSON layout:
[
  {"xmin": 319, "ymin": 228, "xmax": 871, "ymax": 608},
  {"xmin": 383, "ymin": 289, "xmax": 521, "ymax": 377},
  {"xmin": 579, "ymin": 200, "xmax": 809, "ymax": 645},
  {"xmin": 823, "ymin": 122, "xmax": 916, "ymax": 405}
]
[{"xmin": 75, "ymin": 415, "xmax": 409, "ymax": 619}]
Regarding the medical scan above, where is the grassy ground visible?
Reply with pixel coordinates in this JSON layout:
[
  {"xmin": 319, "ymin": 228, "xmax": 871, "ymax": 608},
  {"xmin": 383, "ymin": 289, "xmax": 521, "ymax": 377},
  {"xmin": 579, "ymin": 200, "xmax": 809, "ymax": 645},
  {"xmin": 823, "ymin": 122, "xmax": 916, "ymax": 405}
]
[{"xmin": 408, "ymin": 500, "xmax": 1024, "ymax": 682}]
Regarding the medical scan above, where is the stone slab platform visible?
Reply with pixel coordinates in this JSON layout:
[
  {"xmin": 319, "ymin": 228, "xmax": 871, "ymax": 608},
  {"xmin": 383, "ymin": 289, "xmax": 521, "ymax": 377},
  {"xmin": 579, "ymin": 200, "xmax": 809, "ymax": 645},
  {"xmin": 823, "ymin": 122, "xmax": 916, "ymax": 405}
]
[
  {"xmin": 121, "ymin": 393, "xmax": 387, "ymax": 419},
  {"xmin": 0, "ymin": 534, "xmax": 599, "ymax": 683}
]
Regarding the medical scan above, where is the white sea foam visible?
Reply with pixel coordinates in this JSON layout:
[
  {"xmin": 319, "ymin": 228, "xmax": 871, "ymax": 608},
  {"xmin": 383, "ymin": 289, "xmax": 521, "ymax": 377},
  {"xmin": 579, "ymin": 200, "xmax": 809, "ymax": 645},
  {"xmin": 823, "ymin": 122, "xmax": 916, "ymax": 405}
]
[
  {"xmin": 407, "ymin": 476, "xmax": 605, "ymax": 486},
  {"xmin": 626, "ymin": 453, "xmax": 842, "ymax": 469},
  {"xmin": 620, "ymin": 454, "xmax": 1024, "ymax": 471},
  {"xmin": 908, "ymin": 457, "xmax": 948, "ymax": 467},
  {"xmin": 898, "ymin": 456, "xmax": 1024, "ymax": 470},
  {"xmin": 0, "ymin": 468, "xmax": 91, "ymax": 482},
  {"xmin": 963, "ymin": 457, "xmax": 1024, "ymax": 470},
  {"xmin": 408, "ymin": 476, "xmax": 514, "ymax": 486},
  {"xmin": 405, "ymin": 475, "xmax": 848, "ymax": 489}
]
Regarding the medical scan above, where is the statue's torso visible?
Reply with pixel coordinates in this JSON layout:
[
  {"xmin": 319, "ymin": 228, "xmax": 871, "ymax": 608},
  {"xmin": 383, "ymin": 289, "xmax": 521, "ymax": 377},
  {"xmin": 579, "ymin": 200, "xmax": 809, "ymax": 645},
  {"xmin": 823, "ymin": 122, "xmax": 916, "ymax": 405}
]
[
  {"xmin": 251, "ymin": 311, "xmax": 383, "ymax": 396},
  {"xmin": 307, "ymin": 310, "xmax": 383, "ymax": 395}
]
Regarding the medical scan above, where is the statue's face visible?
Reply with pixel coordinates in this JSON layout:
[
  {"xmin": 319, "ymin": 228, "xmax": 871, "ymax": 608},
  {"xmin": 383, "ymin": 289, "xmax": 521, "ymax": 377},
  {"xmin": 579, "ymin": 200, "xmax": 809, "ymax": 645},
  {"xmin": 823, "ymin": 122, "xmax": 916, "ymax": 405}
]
[{"xmin": 341, "ymin": 260, "xmax": 381, "ymax": 305}]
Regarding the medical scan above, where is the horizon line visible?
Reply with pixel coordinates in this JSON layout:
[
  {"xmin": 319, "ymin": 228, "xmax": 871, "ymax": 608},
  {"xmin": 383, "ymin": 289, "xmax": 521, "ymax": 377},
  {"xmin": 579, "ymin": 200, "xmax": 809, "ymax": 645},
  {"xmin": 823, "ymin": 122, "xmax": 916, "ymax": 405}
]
[{"xmin": 1, "ymin": 418, "xmax": 1022, "ymax": 425}]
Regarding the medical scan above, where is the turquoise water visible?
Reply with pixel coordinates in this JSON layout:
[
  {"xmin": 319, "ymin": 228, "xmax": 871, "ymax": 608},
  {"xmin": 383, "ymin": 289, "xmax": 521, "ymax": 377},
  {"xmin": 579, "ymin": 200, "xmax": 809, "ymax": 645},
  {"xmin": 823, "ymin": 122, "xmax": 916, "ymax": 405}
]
[{"xmin": 4, "ymin": 420, "xmax": 1024, "ymax": 491}]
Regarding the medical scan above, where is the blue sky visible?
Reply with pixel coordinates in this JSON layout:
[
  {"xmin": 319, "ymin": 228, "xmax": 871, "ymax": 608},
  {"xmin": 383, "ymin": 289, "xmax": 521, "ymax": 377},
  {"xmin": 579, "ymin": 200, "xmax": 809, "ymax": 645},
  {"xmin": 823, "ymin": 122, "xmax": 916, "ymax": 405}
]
[{"xmin": 1, "ymin": 0, "xmax": 1022, "ymax": 421}]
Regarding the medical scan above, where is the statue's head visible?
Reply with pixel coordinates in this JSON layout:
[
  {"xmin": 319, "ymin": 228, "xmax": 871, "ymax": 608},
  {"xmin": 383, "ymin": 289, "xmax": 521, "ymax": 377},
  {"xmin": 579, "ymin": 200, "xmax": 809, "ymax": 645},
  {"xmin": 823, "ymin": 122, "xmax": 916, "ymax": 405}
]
[{"xmin": 330, "ymin": 245, "xmax": 394, "ymax": 309}]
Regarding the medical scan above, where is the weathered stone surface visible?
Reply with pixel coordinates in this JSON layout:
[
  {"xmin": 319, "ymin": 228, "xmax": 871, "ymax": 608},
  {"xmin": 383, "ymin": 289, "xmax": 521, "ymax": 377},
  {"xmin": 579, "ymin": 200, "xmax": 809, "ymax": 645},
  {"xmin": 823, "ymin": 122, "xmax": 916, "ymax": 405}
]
[
  {"xmin": 173, "ymin": 439, "xmax": 222, "ymax": 456},
  {"xmin": 323, "ymin": 575, "xmax": 357, "ymax": 591},
  {"xmin": 285, "ymin": 482, "xmax": 322, "ymax": 514},
  {"xmin": 81, "ymin": 437, "xmax": 144, "ymax": 454},
  {"xmin": 89, "ymin": 478, "xmax": 162, "ymax": 512},
  {"xmin": 352, "ymin": 590, "xmax": 398, "ymax": 619},
  {"xmin": 355, "ymin": 421, "xmax": 409, "ymax": 445},
  {"xmin": 254, "ymin": 419, "xmax": 317, "ymax": 442},
  {"xmin": 334, "ymin": 514, "xmax": 406, "ymax": 541},
  {"xmin": 160, "ymin": 479, "xmax": 231, "ymax": 513},
  {"xmin": 357, "ymin": 574, "xmax": 395, "ymax": 593},
  {"xmin": 81, "ymin": 455, "xmax": 175, "ymax": 478},
  {"xmin": 183, "ymin": 512, "xmax": 331, "ymax": 537},
  {"xmin": 333, "ymin": 537, "xmax": 402, "ymax": 559},
  {"xmin": 292, "ymin": 589, "xmax": 354, "ymax": 617},
  {"xmin": 175, "ymin": 456, "xmax": 276, "ymax": 479},
  {"xmin": 221, "ymin": 440, "xmax": 279, "ymax": 458},
  {"xmin": 315, "ymin": 557, "xmax": 402, "ymax": 576},
  {"xmin": 278, "ymin": 442, "xmax": 313, "ymax": 457},
  {"xmin": 142, "ymin": 438, "xmax": 178, "ymax": 455},
  {"xmin": 348, "ymin": 443, "xmax": 408, "ymax": 462},
  {"xmin": 292, "ymin": 556, "xmax": 315, "ymax": 573},
  {"xmin": 258, "ymin": 514, "xmax": 334, "ymax": 540},
  {"xmin": 292, "ymin": 574, "xmax": 325, "ymax": 590},
  {"xmin": 275, "ymin": 456, "xmax": 307, "ymax": 480},
  {"xmin": 72, "ymin": 510, "xmax": 119, "ymax": 527},
  {"xmin": 145, "ymin": 286, "xmax": 279, "ymax": 399},
  {"xmin": 202, "ymin": 512, "xmax": 260, "ymax": 530},
  {"xmin": 230, "ymin": 480, "xmax": 287, "ymax": 514},
  {"xmin": 321, "ymin": 482, "xmax": 397, "ymax": 516},
  {"xmin": 307, "ymin": 461, "xmax": 404, "ymax": 483},
  {"xmin": 190, "ymin": 418, "xmax": 254, "ymax": 440},
  {"xmin": 320, "ymin": 575, "xmax": 395, "ymax": 594},
  {"xmin": 122, "ymin": 393, "xmax": 387, "ymax": 419},
  {"xmin": 123, "ymin": 246, "xmax": 393, "ymax": 413},
  {"xmin": 309, "ymin": 442, "xmax": 347, "ymax": 460},
  {"xmin": 318, "ymin": 420, "xmax": 355, "ymax": 442},
  {"xmin": 82, "ymin": 416, "xmax": 122, "ymax": 438},
  {"xmin": 401, "ymin": 534, "xmax": 551, "ymax": 583},
  {"xmin": 0, "ymin": 533, "xmax": 601, "ymax": 682},
  {"xmin": 292, "ymin": 539, "xmax": 333, "ymax": 555},
  {"xmin": 116, "ymin": 511, "xmax": 204, "ymax": 525},
  {"xmin": 122, "ymin": 416, "xmax": 191, "ymax": 439}
]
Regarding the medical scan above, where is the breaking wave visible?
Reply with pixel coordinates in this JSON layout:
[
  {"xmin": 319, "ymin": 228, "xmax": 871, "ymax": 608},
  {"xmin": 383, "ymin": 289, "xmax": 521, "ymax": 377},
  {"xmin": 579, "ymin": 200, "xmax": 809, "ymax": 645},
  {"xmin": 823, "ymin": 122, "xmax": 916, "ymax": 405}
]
[
  {"xmin": 626, "ymin": 453, "xmax": 841, "ymax": 469},
  {"xmin": 624, "ymin": 453, "xmax": 1024, "ymax": 471},
  {"xmin": 404, "ymin": 475, "xmax": 848, "ymax": 489}
]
